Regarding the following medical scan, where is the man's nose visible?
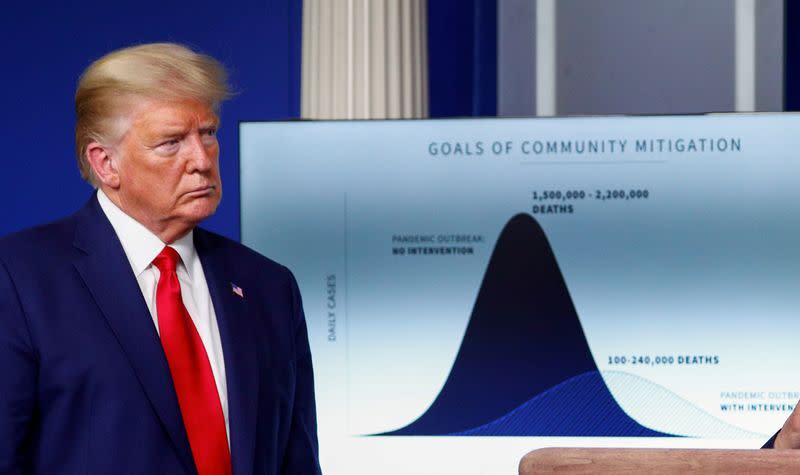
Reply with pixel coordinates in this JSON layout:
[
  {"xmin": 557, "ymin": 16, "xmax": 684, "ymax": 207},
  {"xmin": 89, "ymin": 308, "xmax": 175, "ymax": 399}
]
[{"xmin": 185, "ymin": 133, "xmax": 214, "ymax": 172}]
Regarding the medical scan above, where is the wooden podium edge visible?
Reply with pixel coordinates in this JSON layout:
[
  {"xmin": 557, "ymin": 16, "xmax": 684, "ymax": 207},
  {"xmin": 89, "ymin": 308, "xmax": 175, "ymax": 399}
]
[{"xmin": 519, "ymin": 447, "xmax": 800, "ymax": 474}]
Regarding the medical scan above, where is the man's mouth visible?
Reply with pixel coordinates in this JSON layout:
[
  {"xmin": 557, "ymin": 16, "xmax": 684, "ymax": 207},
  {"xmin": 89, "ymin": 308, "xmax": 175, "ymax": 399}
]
[{"xmin": 186, "ymin": 185, "xmax": 217, "ymax": 197}]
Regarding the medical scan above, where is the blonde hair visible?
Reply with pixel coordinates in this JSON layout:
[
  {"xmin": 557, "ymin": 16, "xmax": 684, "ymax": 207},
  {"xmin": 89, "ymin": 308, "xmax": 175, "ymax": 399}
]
[{"xmin": 75, "ymin": 43, "xmax": 231, "ymax": 185}]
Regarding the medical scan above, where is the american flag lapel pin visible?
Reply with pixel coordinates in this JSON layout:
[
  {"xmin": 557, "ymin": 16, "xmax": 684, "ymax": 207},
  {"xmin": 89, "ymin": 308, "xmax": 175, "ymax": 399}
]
[{"xmin": 231, "ymin": 282, "xmax": 244, "ymax": 298}]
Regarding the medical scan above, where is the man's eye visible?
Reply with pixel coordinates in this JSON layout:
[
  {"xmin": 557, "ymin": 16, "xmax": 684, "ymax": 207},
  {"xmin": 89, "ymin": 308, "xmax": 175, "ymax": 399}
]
[
  {"xmin": 201, "ymin": 129, "xmax": 218, "ymax": 145},
  {"xmin": 154, "ymin": 139, "xmax": 181, "ymax": 154},
  {"xmin": 157, "ymin": 139, "xmax": 180, "ymax": 149}
]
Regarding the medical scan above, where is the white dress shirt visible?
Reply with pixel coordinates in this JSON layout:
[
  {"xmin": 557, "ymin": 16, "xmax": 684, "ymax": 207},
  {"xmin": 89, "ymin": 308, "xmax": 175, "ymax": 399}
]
[{"xmin": 96, "ymin": 189, "xmax": 229, "ymax": 440}]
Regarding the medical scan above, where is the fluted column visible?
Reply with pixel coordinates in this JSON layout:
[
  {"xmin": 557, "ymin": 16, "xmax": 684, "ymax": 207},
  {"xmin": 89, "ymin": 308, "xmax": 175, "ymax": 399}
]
[{"xmin": 302, "ymin": 0, "xmax": 428, "ymax": 119}]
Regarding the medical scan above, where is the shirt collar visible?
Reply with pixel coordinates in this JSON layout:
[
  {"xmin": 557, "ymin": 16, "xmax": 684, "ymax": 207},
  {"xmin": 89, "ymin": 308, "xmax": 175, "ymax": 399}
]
[{"xmin": 96, "ymin": 189, "xmax": 196, "ymax": 278}]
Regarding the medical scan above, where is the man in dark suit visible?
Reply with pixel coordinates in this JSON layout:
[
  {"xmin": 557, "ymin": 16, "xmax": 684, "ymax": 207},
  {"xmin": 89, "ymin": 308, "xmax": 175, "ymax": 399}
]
[{"xmin": 0, "ymin": 43, "xmax": 321, "ymax": 474}]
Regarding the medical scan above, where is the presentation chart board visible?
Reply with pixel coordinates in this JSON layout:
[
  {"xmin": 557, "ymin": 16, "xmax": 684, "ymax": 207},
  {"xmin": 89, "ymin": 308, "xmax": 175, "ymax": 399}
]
[{"xmin": 240, "ymin": 115, "xmax": 800, "ymax": 474}]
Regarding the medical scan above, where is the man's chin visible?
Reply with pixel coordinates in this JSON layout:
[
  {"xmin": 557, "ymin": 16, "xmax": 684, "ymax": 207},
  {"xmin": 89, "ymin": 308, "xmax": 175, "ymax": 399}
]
[{"xmin": 182, "ymin": 196, "xmax": 221, "ymax": 224}]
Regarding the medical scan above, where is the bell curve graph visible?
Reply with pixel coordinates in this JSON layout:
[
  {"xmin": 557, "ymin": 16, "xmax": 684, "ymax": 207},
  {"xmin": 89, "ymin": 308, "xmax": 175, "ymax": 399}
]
[
  {"xmin": 381, "ymin": 213, "xmax": 669, "ymax": 437},
  {"xmin": 241, "ymin": 115, "xmax": 800, "ymax": 474},
  {"xmin": 378, "ymin": 213, "xmax": 758, "ymax": 439}
]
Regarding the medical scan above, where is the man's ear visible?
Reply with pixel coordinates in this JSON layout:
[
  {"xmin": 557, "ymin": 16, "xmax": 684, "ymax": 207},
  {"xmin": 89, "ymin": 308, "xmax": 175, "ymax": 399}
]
[{"xmin": 86, "ymin": 142, "xmax": 120, "ymax": 189}]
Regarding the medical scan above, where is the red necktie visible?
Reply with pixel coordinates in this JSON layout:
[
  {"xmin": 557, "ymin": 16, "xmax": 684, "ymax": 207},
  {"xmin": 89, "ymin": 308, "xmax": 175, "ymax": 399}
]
[{"xmin": 153, "ymin": 247, "xmax": 232, "ymax": 475}]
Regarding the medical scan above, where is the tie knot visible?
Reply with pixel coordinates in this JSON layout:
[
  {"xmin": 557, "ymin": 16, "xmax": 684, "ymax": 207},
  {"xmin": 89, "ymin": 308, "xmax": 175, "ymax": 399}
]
[{"xmin": 153, "ymin": 246, "xmax": 181, "ymax": 273}]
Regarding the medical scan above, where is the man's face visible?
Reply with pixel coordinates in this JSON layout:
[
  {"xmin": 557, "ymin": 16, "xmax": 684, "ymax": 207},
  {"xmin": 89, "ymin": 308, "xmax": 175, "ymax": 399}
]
[{"xmin": 112, "ymin": 98, "xmax": 222, "ymax": 240}]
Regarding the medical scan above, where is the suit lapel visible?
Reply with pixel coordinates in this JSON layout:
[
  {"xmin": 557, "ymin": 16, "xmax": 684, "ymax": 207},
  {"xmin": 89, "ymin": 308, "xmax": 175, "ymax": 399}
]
[
  {"xmin": 71, "ymin": 196, "xmax": 197, "ymax": 475},
  {"xmin": 195, "ymin": 229, "xmax": 259, "ymax": 475}
]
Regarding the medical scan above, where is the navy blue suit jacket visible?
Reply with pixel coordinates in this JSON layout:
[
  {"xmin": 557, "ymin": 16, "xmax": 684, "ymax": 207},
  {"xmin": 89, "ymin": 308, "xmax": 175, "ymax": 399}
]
[{"xmin": 0, "ymin": 195, "xmax": 321, "ymax": 474}]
